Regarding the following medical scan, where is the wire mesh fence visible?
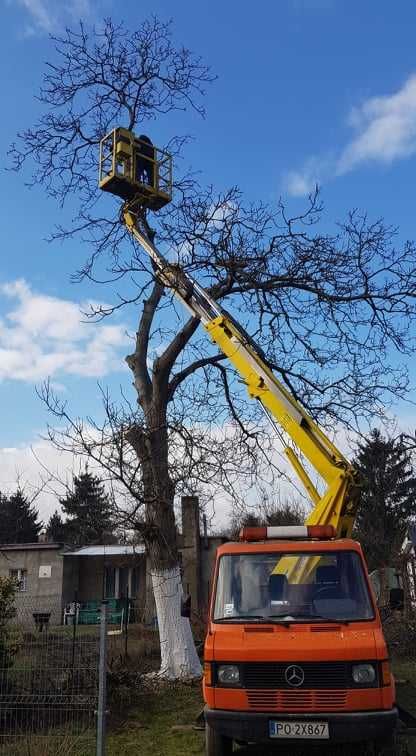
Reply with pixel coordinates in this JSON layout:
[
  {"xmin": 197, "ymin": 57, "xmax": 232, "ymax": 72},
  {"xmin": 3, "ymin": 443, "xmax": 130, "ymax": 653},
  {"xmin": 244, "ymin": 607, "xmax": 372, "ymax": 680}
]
[{"xmin": 0, "ymin": 596, "xmax": 101, "ymax": 755}]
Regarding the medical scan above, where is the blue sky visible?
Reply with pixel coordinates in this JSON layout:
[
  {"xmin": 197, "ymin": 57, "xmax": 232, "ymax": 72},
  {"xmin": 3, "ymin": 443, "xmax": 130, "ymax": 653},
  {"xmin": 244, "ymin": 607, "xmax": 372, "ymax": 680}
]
[{"xmin": 1, "ymin": 0, "xmax": 416, "ymax": 519}]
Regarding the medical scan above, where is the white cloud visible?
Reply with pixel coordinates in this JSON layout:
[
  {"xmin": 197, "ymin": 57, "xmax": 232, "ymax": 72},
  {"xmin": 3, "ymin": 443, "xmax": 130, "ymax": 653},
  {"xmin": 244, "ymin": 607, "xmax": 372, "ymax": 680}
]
[
  {"xmin": 284, "ymin": 74, "xmax": 416, "ymax": 196},
  {"xmin": 337, "ymin": 75, "xmax": 416, "ymax": 174},
  {"xmin": 0, "ymin": 279, "xmax": 129, "ymax": 382},
  {"xmin": 0, "ymin": 438, "xmax": 84, "ymax": 524},
  {"xmin": 2, "ymin": 415, "xmax": 415, "ymax": 535},
  {"xmin": 0, "ymin": 427, "xmax": 296, "ymax": 533},
  {"xmin": 0, "ymin": 434, "xmax": 235, "ymax": 531},
  {"xmin": 13, "ymin": 0, "xmax": 93, "ymax": 35},
  {"xmin": 285, "ymin": 171, "xmax": 315, "ymax": 198},
  {"xmin": 284, "ymin": 155, "xmax": 331, "ymax": 198}
]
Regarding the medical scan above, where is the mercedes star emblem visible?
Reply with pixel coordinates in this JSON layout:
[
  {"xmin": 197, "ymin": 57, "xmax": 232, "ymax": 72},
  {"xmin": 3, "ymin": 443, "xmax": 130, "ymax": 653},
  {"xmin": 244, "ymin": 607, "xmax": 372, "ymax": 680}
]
[{"xmin": 285, "ymin": 664, "xmax": 305, "ymax": 687}]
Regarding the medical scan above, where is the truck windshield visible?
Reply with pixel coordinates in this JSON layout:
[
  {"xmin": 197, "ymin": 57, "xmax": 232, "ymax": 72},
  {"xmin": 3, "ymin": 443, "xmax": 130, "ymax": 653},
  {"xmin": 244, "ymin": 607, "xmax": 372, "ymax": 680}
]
[{"xmin": 213, "ymin": 551, "xmax": 374, "ymax": 623}]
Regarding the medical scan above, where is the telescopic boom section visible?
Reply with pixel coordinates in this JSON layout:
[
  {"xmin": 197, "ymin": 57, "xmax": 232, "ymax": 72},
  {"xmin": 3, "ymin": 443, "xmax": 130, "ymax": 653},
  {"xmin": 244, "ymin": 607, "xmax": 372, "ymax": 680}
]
[
  {"xmin": 123, "ymin": 206, "xmax": 360, "ymax": 539},
  {"xmin": 98, "ymin": 127, "xmax": 360, "ymax": 538}
]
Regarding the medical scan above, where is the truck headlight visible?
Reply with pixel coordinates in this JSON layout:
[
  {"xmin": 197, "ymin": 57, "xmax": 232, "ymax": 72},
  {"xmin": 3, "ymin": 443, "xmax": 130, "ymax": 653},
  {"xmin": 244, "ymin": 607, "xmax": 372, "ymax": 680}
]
[
  {"xmin": 217, "ymin": 664, "xmax": 241, "ymax": 686},
  {"xmin": 352, "ymin": 663, "xmax": 376, "ymax": 685}
]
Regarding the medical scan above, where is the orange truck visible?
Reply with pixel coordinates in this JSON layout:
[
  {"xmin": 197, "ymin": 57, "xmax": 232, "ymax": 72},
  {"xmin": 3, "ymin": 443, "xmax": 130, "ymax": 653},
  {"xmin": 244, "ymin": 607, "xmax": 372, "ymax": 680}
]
[
  {"xmin": 203, "ymin": 526, "xmax": 397, "ymax": 755},
  {"xmin": 99, "ymin": 128, "xmax": 399, "ymax": 755}
]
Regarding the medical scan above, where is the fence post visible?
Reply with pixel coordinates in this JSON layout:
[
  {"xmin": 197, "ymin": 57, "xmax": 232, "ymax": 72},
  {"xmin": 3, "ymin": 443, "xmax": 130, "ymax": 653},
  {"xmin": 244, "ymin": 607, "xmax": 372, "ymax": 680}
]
[
  {"xmin": 96, "ymin": 600, "xmax": 108, "ymax": 756},
  {"xmin": 124, "ymin": 587, "xmax": 129, "ymax": 661},
  {"xmin": 71, "ymin": 591, "xmax": 78, "ymax": 675}
]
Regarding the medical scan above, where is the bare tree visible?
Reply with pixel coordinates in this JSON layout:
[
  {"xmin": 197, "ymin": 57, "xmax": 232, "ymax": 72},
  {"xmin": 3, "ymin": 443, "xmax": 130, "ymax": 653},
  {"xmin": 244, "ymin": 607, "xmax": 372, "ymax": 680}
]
[
  {"xmin": 226, "ymin": 496, "xmax": 305, "ymax": 540},
  {"xmin": 11, "ymin": 16, "xmax": 416, "ymax": 678}
]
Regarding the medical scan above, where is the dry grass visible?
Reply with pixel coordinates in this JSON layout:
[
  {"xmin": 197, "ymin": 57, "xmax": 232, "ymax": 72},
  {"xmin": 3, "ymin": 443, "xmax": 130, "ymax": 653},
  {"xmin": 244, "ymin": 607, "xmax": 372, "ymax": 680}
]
[
  {"xmin": 0, "ymin": 732, "xmax": 94, "ymax": 756},
  {"xmin": 384, "ymin": 614, "xmax": 416, "ymax": 660},
  {"xmin": 107, "ymin": 624, "xmax": 161, "ymax": 665},
  {"xmin": 3, "ymin": 677, "xmax": 412, "ymax": 756},
  {"xmin": 5, "ymin": 623, "xmax": 414, "ymax": 755}
]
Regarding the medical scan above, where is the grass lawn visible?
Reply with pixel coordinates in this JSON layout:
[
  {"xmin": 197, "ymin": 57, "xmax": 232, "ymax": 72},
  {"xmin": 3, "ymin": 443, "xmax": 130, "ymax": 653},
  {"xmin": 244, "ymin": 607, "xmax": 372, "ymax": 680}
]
[
  {"xmin": 7, "ymin": 665, "xmax": 415, "ymax": 755},
  {"xmin": 107, "ymin": 682, "xmax": 205, "ymax": 756},
  {"xmin": 393, "ymin": 658, "xmax": 416, "ymax": 756},
  {"xmin": 11, "ymin": 654, "xmax": 410, "ymax": 755},
  {"xmin": 105, "ymin": 673, "xmax": 416, "ymax": 756}
]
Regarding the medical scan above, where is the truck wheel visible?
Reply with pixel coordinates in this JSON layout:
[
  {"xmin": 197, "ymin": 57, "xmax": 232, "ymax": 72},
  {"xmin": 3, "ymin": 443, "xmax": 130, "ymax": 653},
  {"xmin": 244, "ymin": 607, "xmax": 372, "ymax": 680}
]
[{"xmin": 205, "ymin": 722, "xmax": 233, "ymax": 755}]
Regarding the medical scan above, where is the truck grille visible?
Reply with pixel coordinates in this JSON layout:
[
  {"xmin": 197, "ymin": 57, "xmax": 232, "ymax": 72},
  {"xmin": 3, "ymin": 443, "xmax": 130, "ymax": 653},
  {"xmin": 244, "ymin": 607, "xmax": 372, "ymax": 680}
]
[
  {"xmin": 246, "ymin": 689, "xmax": 348, "ymax": 711},
  {"xmin": 242, "ymin": 662, "xmax": 350, "ymax": 689}
]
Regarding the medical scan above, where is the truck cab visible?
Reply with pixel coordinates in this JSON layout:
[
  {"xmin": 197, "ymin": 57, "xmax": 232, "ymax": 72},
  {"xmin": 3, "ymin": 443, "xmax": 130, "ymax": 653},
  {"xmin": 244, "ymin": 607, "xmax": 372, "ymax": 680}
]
[{"xmin": 203, "ymin": 526, "xmax": 397, "ymax": 755}]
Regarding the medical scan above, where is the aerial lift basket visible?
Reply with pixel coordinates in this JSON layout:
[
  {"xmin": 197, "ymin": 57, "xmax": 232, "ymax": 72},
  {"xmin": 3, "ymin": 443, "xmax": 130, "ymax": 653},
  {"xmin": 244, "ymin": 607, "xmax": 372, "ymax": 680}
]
[{"xmin": 99, "ymin": 127, "xmax": 172, "ymax": 211}]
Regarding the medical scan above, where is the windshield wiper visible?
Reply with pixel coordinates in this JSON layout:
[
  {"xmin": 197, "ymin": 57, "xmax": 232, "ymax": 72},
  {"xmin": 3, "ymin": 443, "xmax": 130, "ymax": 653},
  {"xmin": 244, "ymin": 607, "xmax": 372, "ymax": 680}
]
[
  {"xmin": 214, "ymin": 613, "xmax": 350, "ymax": 626},
  {"xmin": 214, "ymin": 615, "xmax": 266, "ymax": 622},
  {"xmin": 309, "ymin": 614, "xmax": 350, "ymax": 624},
  {"xmin": 214, "ymin": 614, "xmax": 293, "ymax": 627},
  {"xmin": 269, "ymin": 613, "xmax": 350, "ymax": 625}
]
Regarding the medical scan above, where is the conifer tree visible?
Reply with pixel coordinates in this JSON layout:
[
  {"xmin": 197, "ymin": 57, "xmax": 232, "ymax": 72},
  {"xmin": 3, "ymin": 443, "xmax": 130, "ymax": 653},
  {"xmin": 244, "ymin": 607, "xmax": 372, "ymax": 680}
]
[
  {"xmin": 45, "ymin": 510, "xmax": 67, "ymax": 542},
  {"xmin": 0, "ymin": 577, "xmax": 17, "ymax": 673},
  {"xmin": 0, "ymin": 490, "xmax": 42, "ymax": 543},
  {"xmin": 354, "ymin": 430, "xmax": 416, "ymax": 571},
  {"xmin": 59, "ymin": 471, "xmax": 115, "ymax": 546}
]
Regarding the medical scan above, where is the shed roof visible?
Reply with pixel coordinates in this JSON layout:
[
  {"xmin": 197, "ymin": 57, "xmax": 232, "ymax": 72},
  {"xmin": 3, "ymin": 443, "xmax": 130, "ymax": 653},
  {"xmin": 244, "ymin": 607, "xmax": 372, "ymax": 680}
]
[
  {"xmin": 0, "ymin": 542, "xmax": 65, "ymax": 551},
  {"xmin": 65, "ymin": 544, "xmax": 145, "ymax": 557}
]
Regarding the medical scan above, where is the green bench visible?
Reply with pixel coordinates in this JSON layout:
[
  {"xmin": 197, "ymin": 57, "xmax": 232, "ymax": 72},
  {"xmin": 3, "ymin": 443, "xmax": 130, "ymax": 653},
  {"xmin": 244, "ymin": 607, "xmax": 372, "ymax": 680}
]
[{"xmin": 77, "ymin": 599, "xmax": 125, "ymax": 626}]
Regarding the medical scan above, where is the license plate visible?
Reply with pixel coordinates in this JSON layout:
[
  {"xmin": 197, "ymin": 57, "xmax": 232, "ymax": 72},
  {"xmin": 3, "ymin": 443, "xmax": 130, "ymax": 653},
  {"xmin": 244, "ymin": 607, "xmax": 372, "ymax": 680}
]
[{"xmin": 269, "ymin": 720, "xmax": 329, "ymax": 739}]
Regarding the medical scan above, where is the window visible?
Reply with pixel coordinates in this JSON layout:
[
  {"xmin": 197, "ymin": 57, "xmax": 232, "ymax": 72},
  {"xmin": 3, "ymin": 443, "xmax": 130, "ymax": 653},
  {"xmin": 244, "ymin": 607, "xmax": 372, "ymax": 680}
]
[
  {"xmin": 9, "ymin": 568, "xmax": 28, "ymax": 592},
  {"xmin": 104, "ymin": 565, "xmax": 140, "ymax": 598},
  {"xmin": 213, "ymin": 550, "xmax": 375, "ymax": 623},
  {"xmin": 119, "ymin": 567, "xmax": 129, "ymax": 598},
  {"xmin": 131, "ymin": 567, "xmax": 139, "ymax": 598},
  {"xmin": 104, "ymin": 566, "xmax": 116, "ymax": 598}
]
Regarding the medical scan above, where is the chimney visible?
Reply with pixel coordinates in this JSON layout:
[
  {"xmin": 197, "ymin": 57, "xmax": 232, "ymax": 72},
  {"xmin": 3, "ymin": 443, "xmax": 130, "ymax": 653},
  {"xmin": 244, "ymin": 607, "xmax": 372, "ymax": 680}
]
[
  {"xmin": 181, "ymin": 496, "xmax": 201, "ymax": 613},
  {"xmin": 181, "ymin": 495, "xmax": 200, "ymax": 547}
]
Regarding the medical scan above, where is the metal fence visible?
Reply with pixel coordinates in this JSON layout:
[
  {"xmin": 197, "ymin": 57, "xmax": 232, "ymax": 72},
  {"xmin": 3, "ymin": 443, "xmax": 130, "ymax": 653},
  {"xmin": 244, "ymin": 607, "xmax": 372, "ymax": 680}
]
[{"xmin": 0, "ymin": 597, "xmax": 105, "ymax": 755}]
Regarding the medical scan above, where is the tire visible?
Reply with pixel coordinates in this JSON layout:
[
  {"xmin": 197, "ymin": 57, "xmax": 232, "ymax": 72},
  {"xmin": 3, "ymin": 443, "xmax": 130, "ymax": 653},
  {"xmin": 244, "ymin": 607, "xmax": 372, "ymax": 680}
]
[{"xmin": 205, "ymin": 721, "xmax": 233, "ymax": 755}]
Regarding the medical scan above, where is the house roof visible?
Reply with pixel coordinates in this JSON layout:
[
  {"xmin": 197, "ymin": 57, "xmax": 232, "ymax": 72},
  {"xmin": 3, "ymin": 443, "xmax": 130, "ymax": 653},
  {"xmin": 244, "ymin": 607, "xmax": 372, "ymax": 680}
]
[
  {"xmin": 65, "ymin": 544, "xmax": 145, "ymax": 557},
  {"xmin": 0, "ymin": 542, "xmax": 66, "ymax": 551}
]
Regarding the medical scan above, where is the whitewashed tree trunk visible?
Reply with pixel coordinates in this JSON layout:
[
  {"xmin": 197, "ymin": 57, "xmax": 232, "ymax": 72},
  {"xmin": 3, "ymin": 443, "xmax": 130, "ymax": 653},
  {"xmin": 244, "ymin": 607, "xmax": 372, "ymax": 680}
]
[
  {"xmin": 126, "ymin": 293, "xmax": 203, "ymax": 681},
  {"xmin": 152, "ymin": 565, "xmax": 202, "ymax": 679}
]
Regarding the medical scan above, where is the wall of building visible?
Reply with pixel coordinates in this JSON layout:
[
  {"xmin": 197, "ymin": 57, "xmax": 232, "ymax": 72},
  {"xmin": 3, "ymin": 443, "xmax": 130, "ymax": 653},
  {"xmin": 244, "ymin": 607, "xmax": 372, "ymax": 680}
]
[
  {"xmin": 0, "ymin": 545, "xmax": 66, "ymax": 625},
  {"xmin": 134, "ymin": 558, "xmax": 147, "ymax": 611},
  {"xmin": 76, "ymin": 556, "xmax": 104, "ymax": 602},
  {"xmin": 62, "ymin": 555, "xmax": 79, "ymax": 605},
  {"xmin": 0, "ymin": 498, "xmax": 226, "ymax": 627},
  {"xmin": 200, "ymin": 536, "xmax": 225, "ymax": 616},
  {"xmin": 74, "ymin": 555, "xmax": 147, "ymax": 607}
]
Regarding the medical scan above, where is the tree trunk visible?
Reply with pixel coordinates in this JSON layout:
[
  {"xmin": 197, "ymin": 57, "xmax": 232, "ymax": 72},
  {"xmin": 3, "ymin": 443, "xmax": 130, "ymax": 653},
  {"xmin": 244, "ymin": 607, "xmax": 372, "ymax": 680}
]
[
  {"xmin": 152, "ymin": 566, "xmax": 202, "ymax": 679},
  {"xmin": 127, "ymin": 403, "xmax": 202, "ymax": 679}
]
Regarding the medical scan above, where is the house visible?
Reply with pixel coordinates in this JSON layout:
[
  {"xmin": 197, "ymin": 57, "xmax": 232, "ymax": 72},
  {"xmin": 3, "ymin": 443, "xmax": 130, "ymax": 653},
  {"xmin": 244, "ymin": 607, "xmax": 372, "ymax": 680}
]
[
  {"xmin": 367, "ymin": 527, "xmax": 416, "ymax": 612},
  {"xmin": 0, "ymin": 496, "xmax": 225, "ymax": 627},
  {"xmin": 0, "ymin": 541, "xmax": 75, "ymax": 625},
  {"xmin": 400, "ymin": 524, "xmax": 416, "ymax": 607}
]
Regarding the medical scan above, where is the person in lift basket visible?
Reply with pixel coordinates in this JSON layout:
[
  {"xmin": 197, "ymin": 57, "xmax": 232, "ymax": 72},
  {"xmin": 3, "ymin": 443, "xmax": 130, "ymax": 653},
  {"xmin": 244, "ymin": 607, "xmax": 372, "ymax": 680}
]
[{"xmin": 136, "ymin": 134, "xmax": 155, "ymax": 187}]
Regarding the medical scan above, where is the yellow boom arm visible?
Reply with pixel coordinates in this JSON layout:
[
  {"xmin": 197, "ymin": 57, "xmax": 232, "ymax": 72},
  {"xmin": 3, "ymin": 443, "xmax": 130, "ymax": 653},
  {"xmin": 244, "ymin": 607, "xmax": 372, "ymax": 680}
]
[{"xmin": 122, "ymin": 206, "xmax": 360, "ymax": 538}]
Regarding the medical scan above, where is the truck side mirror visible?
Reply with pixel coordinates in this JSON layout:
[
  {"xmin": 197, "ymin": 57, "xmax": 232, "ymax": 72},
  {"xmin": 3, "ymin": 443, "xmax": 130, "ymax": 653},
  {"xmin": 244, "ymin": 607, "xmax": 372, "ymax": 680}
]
[
  {"xmin": 389, "ymin": 587, "xmax": 404, "ymax": 611},
  {"xmin": 181, "ymin": 595, "xmax": 191, "ymax": 618}
]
